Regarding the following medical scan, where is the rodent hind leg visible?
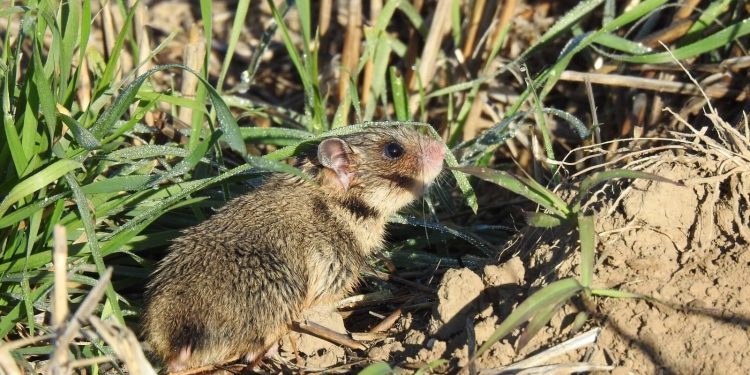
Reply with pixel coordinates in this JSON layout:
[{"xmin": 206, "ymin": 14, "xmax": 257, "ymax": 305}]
[
  {"xmin": 244, "ymin": 341, "xmax": 278, "ymax": 364},
  {"xmin": 166, "ymin": 346, "xmax": 192, "ymax": 373}
]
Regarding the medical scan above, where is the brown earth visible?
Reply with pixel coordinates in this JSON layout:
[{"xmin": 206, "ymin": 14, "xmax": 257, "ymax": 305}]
[{"xmin": 519, "ymin": 152, "xmax": 750, "ymax": 374}]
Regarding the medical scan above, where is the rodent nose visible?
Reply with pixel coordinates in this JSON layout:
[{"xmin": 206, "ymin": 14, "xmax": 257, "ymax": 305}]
[
  {"xmin": 430, "ymin": 140, "xmax": 446, "ymax": 159},
  {"xmin": 423, "ymin": 140, "xmax": 445, "ymax": 169}
]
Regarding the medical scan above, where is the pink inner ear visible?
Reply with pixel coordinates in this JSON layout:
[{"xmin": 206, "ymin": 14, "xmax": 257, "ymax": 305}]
[{"xmin": 318, "ymin": 138, "xmax": 353, "ymax": 190}]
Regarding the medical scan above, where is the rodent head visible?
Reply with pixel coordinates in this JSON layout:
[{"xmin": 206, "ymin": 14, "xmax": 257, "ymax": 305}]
[{"xmin": 301, "ymin": 125, "xmax": 445, "ymax": 218}]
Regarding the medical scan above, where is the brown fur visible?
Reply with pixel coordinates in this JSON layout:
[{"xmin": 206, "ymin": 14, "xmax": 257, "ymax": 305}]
[{"xmin": 142, "ymin": 125, "xmax": 444, "ymax": 371}]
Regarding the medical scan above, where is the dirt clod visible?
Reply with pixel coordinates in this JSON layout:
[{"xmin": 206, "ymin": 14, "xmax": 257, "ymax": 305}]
[
  {"xmin": 428, "ymin": 268, "xmax": 484, "ymax": 339},
  {"xmin": 409, "ymin": 339, "xmax": 447, "ymax": 364},
  {"xmin": 368, "ymin": 339, "xmax": 405, "ymax": 362},
  {"xmin": 483, "ymin": 256, "xmax": 525, "ymax": 287}
]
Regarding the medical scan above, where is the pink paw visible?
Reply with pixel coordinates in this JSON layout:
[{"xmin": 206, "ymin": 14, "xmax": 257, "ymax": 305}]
[
  {"xmin": 167, "ymin": 346, "xmax": 191, "ymax": 373},
  {"xmin": 244, "ymin": 343, "xmax": 279, "ymax": 364}
]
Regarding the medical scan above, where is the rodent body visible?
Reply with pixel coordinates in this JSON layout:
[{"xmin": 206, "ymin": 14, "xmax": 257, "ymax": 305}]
[{"xmin": 142, "ymin": 125, "xmax": 445, "ymax": 371}]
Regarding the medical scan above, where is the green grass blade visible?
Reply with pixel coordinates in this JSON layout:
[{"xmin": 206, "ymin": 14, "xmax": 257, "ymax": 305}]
[
  {"xmin": 376, "ymin": 0, "xmax": 401, "ymax": 31},
  {"xmin": 527, "ymin": 69, "xmax": 556, "ymax": 168},
  {"xmin": 592, "ymin": 32, "xmax": 652, "ymax": 54},
  {"xmin": 684, "ymin": 0, "xmax": 732, "ymax": 39},
  {"xmin": 524, "ymin": 212, "xmax": 565, "ymax": 228},
  {"xmin": 91, "ymin": 64, "xmax": 248, "ymax": 158},
  {"xmin": 364, "ymin": 35, "xmax": 392, "ymax": 120},
  {"xmin": 331, "ymin": 95, "xmax": 351, "ymax": 129},
  {"xmin": 66, "ymin": 0, "xmax": 91, "ymax": 106},
  {"xmin": 426, "ymin": 76, "xmax": 489, "ymax": 98},
  {"xmin": 543, "ymin": 108, "xmax": 590, "ymax": 139},
  {"xmin": 0, "ymin": 193, "xmax": 67, "ymax": 229},
  {"xmin": 100, "ymin": 102, "xmax": 156, "ymax": 145},
  {"xmin": 0, "ymin": 279, "xmax": 53, "ymax": 338},
  {"xmin": 415, "ymin": 359, "xmax": 448, "ymax": 375},
  {"xmin": 578, "ymin": 214, "xmax": 595, "ymax": 288},
  {"xmin": 396, "ymin": 1, "xmax": 424, "ymax": 35},
  {"xmin": 3, "ymin": 77, "xmax": 27, "ymax": 176},
  {"xmin": 297, "ymin": 0, "xmax": 312, "ymax": 46},
  {"xmin": 348, "ymin": 73, "xmax": 363, "ymax": 124},
  {"xmin": 456, "ymin": 111, "xmax": 522, "ymax": 163},
  {"xmin": 145, "ymin": 130, "xmax": 221, "ymax": 188},
  {"xmin": 453, "ymin": 166, "xmax": 569, "ymax": 218},
  {"xmin": 357, "ymin": 362, "xmax": 393, "ymax": 375},
  {"xmin": 389, "ymin": 67, "xmax": 408, "ymax": 121},
  {"xmin": 21, "ymin": 271, "xmax": 35, "ymax": 334},
  {"xmin": 390, "ymin": 214, "xmax": 495, "ymax": 256},
  {"xmin": 472, "ymin": 278, "xmax": 583, "ymax": 360},
  {"xmin": 0, "ymin": 159, "xmax": 81, "ymax": 218},
  {"xmin": 266, "ymin": 0, "xmax": 316, "ymax": 131},
  {"xmin": 450, "ymin": 0, "xmax": 461, "ymax": 47},
  {"xmin": 199, "ymin": 0, "xmax": 212, "ymax": 50},
  {"xmin": 92, "ymin": 5, "xmax": 134, "ymax": 98},
  {"xmin": 34, "ymin": 8, "xmax": 62, "ymax": 80},
  {"xmin": 108, "ymin": 145, "xmax": 188, "ymax": 160},
  {"xmin": 243, "ymin": 154, "xmax": 304, "ymax": 176},
  {"xmin": 517, "ymin": 0, "xmax": 605, "ymax": 61},
  {"xmin": 216, "ymin": 0, "xmax": 251, "ymax": 92},
  {"xmin": 137, "ymin": 86, "xmax": 204, "ymax": 110},
  {"xmin": 20, "ymin": 97, "xmax": 40, "ymax": 168},
  {"xmin": 58, "ymin": 0, "xmax": 81, "ymax": 101},
  {"xmin": 90, "ymin": 66, "xmax": 159, "ymax": 138},
  {"xmin": 0, "ymin": 6, "xmax": 28, "ymax": 18},
  {"xmin": 516, "ymin": 301, "xmax": 560, "ymax": 350},
  {"xmin": 520, "ymin": 171, "xmax": 571, "ymax": 216},
  {"xmin": 64, "ymin": 174, "xmax": 124, "ymax": 323},
  {"xmin": 436, "ymin": 155, "xmax": 477, "ymax": 214},
  {"xmin": 621, "ymin": 18, "xmax": 750, "ymax": 64},
  {"xmin": 240, "ymin": 127, "xmax": 314, "ymax": 145},
  {"xmin": 196, "ymin": 0, "xmax": 212, "ymax": 150},
  {"xmin": 24, "ymin": 202, "xmax": 43, "ymax": 259},
  {"xmin": 32, "ymin": 40, "xmax": 58, "ymax": 140},
  {"xmin": 538, "ymin": 0, "xmax": 668, "ymax": 97},
  {"xmin": 80, "ymin": 176, "xmax": 152, "ymax": 194},
  {"xmin": 57, "ymin": 112, "xmax": 101, "ymax": 150}
]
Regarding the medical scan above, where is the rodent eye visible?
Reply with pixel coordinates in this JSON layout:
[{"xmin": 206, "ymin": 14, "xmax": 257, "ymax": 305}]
[{"xmin": 383, "ymin": 142, "xmax": 405, "ymax": 159}]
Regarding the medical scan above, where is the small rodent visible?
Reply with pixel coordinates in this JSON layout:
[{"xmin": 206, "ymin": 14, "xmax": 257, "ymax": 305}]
[{"xmin": 142, "ymin": 124, "xmax": 445, "ymax": 371}]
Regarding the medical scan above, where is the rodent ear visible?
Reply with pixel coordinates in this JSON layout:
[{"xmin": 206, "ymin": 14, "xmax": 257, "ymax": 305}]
[{"xmin": 317, "ymin": 138, "xmax": 354, "ymax": 190}]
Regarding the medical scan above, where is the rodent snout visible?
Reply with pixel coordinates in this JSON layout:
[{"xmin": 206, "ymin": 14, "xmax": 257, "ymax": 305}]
[
  {"xmin": 420, "ymin": 140, "xmax": 446, "ymax": 179},
  {"xmin": 425, "ymin": 140, "xmax": 446, "ymax": 162}
]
